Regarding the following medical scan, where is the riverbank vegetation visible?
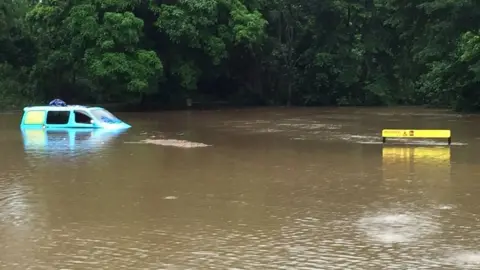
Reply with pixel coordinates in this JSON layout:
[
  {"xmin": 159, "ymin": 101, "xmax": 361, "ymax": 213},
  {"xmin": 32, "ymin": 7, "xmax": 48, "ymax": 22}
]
[{"xmin": 1, "ymin": 0, "xmax": 480, "ymax": 111}]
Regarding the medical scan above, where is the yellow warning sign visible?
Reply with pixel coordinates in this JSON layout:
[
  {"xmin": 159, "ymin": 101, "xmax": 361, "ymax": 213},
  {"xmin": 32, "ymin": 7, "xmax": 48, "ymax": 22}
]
[{"xmin": 382, "ymin": 129, "xmax": 450, "ymax": 138}]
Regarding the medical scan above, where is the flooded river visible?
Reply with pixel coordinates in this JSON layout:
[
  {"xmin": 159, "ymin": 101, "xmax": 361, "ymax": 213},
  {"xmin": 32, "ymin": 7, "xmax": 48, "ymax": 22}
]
[{"xmin": 1, "ymin": 107, "xmax": 480, "ymax": 269}]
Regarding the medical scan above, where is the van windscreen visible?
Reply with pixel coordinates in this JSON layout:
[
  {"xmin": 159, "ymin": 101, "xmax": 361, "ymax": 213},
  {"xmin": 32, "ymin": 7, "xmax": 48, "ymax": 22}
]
[{"xmin": 90, "ymin": 109, "xmax": 121, "ymax": 123}]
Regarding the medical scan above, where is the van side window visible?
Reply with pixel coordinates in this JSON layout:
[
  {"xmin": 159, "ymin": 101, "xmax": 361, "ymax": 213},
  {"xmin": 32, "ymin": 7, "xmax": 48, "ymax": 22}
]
[
  {"xmin": 74, "ymin": 110, "xmax": 93, "ymax": 124},
  {"xmin": 46, "ymin": 111, "xmax": 70, "ymax": 124}
]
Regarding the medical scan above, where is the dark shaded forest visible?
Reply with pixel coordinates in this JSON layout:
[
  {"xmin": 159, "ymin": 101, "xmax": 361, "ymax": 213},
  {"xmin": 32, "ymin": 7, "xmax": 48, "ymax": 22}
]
[{"xmin": 1, "ymin": 0, "xmax": 480, "ymax": 111}]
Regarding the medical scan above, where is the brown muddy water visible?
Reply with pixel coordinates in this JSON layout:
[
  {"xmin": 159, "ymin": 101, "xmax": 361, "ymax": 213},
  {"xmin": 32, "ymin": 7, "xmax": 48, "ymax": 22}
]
[{"xmin": 1, "ymin": 107, "xmax": 480, "ymax": 269}]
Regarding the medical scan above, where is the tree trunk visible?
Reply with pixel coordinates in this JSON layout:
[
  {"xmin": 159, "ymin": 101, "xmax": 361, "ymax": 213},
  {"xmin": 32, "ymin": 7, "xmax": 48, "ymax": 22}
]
[{"xmin": 287, "ymin": 82, "xmax": 292, "ymax": 106}]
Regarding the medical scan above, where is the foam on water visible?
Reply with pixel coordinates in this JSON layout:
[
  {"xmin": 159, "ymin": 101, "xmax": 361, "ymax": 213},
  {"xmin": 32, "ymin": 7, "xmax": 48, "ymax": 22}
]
[
  {"xmin": 356, "ymin": 211, "xmax": 440, "ymax": 245},
  {"xmin": 436, "ymin": 204, "xmax": 455, "ymax": 210},
  {"xmin": 444, "ymin": 250, "xmax": 480, "ymax": 269},
  {"xmin": 372, "ymin": 231, "xmax": 409, "ymax": 244},
  {"xmin": 255, "ymin": 128, "xmax": 282, "ymax": 133},
  {"xmin": 127, "ymin": 139, "xmax": 211, "ymax": 148},
  {"xmin": 356, "ymin": 141, "xmax": 383, "ymax": 145}
]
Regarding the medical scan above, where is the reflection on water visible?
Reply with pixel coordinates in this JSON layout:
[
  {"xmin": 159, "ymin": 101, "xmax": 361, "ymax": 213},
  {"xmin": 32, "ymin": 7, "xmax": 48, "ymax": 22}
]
[
  {"xmin": 382, "ymin": 146, "xmax": 451, "ymax": 192},
  {"xmin": 382, "ymin": 146, "xmax": 451, "ymax": 165},
  {"xmin": 374, "ymin": 146, "xmax": 452, "ymax": 245},
  {"xmin": 2, "ymin": 107, "xmax": 480, "ymax": 268},
  {"xmin": 21, "ymin": 128, "xmax": 127, "ymax": 156}
]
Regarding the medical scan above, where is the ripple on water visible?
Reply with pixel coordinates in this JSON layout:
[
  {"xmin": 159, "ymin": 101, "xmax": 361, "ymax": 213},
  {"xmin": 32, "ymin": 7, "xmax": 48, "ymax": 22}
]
[
  {"xmin": 355, "ymin": 211, "xmax": 440, "ymax": 245},
  {"xmin": 0, "ymin": 211, "xmax": 473, "ymax": 269},
  {"xmin": 276, "ymin": 123, "xmax": 341, "ymax": 130},
  {"xmin": 443, "ymin": 250, "xmax": 480, "ymax": 269},
  {"xmin": 0, "ymin": 172, "xmax": 35, "ymax": 226},
  {"xmin": 339, "ymin": 134, "xmax": 379, "ymax": 144}
]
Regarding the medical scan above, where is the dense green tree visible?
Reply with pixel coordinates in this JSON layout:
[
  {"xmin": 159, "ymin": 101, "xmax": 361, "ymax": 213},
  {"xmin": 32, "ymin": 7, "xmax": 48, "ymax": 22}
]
[
  {"xmin": 0, "ymin": 0, "xmax": 480, "ymax": 111},
  {"xmin": 25, "ymin": 0, "xmax": 163, "ymax": 103},
  {"xmin": 0, "ymin": 0, "xmax": 36, "ymax": 108}
]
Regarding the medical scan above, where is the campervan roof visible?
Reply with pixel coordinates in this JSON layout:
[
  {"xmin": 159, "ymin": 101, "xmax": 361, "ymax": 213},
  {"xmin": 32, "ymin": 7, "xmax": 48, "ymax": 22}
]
[{"xmin": 23, "ymin": 105, "xmax": 92, "ymax": 111}]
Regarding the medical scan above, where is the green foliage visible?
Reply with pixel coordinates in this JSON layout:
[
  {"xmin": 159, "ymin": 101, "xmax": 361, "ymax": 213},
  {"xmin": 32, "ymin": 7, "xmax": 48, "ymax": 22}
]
[
  {"xmin": 151, "ymin": 0, "xmax": 266, "ymax": 96},
  {"xmin": 1, "ymin": 0, "xmax": 480, "ymax": 111},
  {"xmin": 0, "ymin": 63, "xmax": 37, "ymax": 108},
  {"xmin": 25, "ymin": 0, "xmax": 162, "ymax": 102}
]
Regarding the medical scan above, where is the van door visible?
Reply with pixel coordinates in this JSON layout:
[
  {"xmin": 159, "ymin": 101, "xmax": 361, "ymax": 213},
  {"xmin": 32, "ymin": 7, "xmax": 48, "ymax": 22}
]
[
  {"xmin": 73, "ymin": 110, "xmax": 95, "ymax": 128},
  {"xmin": 45, "ymin": 110, "xmax": 71, "ymax": 128}
]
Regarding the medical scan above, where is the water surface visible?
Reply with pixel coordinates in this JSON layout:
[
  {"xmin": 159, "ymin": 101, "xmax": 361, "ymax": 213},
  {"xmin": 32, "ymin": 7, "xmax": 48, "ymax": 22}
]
[{"xmin": 1, "ymin": 107, "xmax": 480, "ymax": 269}]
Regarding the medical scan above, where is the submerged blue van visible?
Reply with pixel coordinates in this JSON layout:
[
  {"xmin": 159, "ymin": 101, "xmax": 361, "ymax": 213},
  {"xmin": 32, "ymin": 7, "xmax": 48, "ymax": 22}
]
[{"xmin": 20, "ymin": 100, "xmax": 131, "ymax": 130}]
